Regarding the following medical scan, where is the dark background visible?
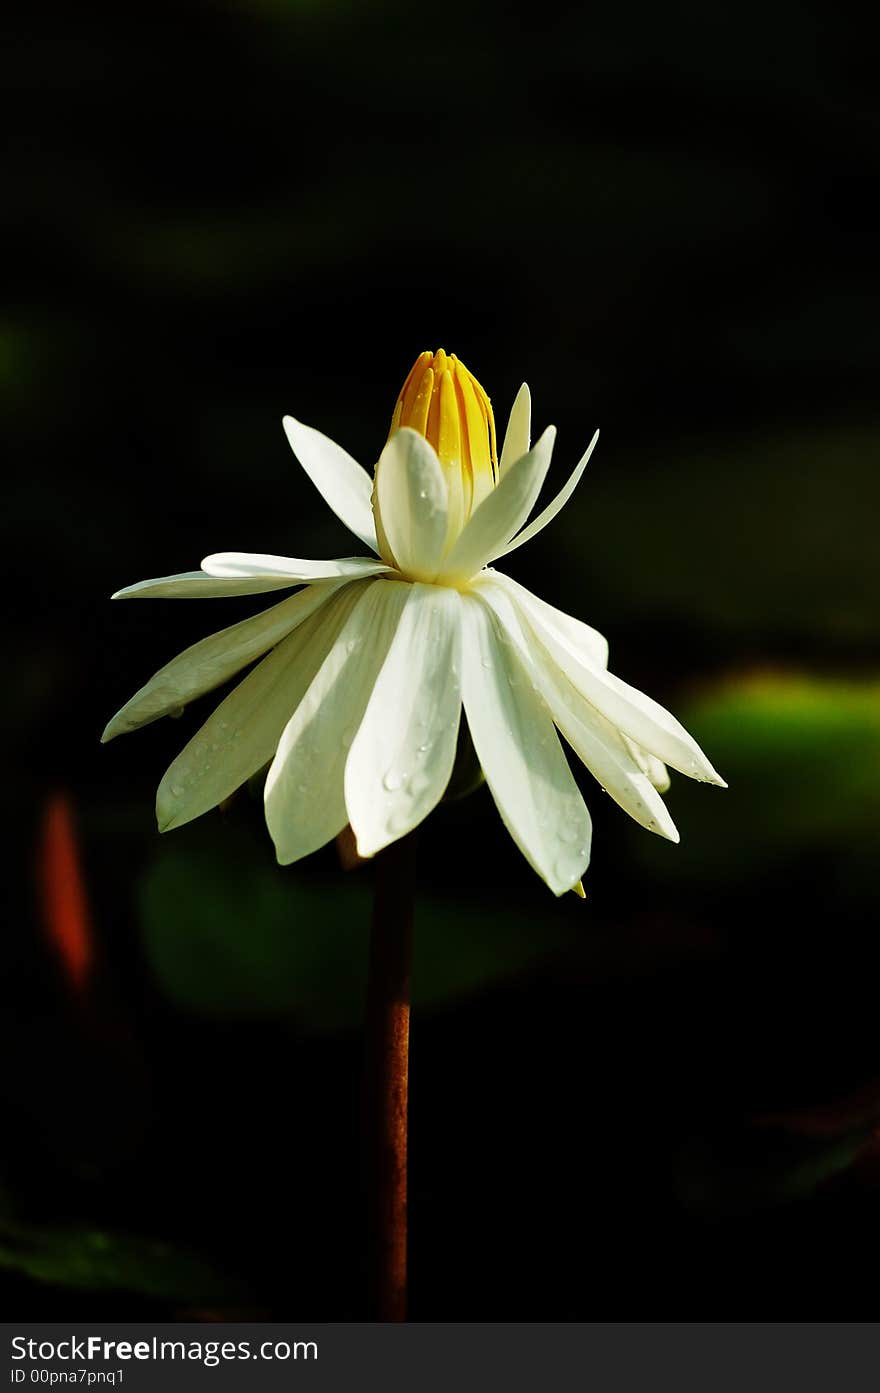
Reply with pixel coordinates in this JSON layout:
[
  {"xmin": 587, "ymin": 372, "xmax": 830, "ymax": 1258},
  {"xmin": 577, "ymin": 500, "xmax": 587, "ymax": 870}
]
[{"xmin": 2, "ymin": 0, "xmax": 879, "ymax": 1319}]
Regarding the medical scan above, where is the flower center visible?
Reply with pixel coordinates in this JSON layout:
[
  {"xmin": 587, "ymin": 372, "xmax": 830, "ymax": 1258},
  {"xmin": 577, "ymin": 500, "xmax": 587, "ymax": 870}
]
[{"xmin": 387, "ymin": 349, "xmax": 498, "ymax": 546}]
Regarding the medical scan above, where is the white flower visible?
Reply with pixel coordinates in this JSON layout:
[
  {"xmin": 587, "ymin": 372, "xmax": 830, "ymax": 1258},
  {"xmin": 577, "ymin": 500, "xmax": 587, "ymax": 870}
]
[{"xmin": 103, "ymin": 350, "xmax": 725, "ymax": 896}]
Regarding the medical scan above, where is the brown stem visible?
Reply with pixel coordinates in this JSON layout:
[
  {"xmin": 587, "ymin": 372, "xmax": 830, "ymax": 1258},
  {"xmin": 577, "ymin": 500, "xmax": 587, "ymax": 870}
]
[{"xmin": 363, "ymin": 829, "xmax": 416, "ymax": 1322}]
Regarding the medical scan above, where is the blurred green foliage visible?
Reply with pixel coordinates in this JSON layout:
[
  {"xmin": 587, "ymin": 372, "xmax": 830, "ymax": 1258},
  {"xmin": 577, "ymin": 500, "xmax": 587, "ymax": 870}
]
[
  {"xmin": 138, "ymin": 833, "xmax": 578, "ymax": 1030},
  {"xmin": 0, "ymin": 1199, "xmax": 240, "ymax": 1302},
  {"xmin": 634, "ymin": 670, "xmax": 880, "ymax": 886}
]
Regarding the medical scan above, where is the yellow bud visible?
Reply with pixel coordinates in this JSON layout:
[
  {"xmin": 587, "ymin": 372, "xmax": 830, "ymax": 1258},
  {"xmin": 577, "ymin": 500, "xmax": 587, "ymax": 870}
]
[{"xmin": 387, "ymin": 349, "xmax": 498, "ymax": 546}]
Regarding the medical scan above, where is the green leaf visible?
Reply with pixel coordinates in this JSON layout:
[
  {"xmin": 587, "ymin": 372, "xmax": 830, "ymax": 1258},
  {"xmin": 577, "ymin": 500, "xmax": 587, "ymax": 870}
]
[
  {"xmin": 0, "ymin": 1210, "xmax": 241, "ymax": 1302},
  {"xmin": 634, "ymin": 671, "xmax": 880, "ymax": 885},
  {"xmin": 137, "ymin": 827, "xmax": 578, "ymax": 1030}
]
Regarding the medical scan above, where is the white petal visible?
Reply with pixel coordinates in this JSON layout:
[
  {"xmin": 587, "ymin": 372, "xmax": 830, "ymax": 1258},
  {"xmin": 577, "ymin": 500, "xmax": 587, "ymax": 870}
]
[
  {"xmin": 282, "ymin": 414, "xmax": 379, "ymax": 553},
  {"xmin": 460, "ymin": 593, "xmax": 591, "ymax": 895},
  {"xmin": 499, "ymin": 383, "xmax": 531, "ymax": 475},
  {"xmin": 345, "ymin": 584, "xmax": 461, "ymax": 857},
  {"xmin": 156, "ymin": 581, "xmax": 370, "ymax": 831},
  {"xmin": 492, "ymin": 429, "xmax": 600, "ymax": 562},
  {"xmin": 201, "ymin": 551, "xmax": 391, "ymax": 582},
  {"xmin": 102, "ymin": 582, "xmax": 344, "ymax": 742},
  {"xmin": 623, "ymin": 737, "xmax": 672, "ymax": 793},
  {"xmin": 438, "ymin": 426, "xmax": 557, "ymax": 585},
  {"xmin": 373, "ymin": 428, "xmax": 449, "ymax": 581},
  {"xmin": 265, "ymin": 579, "xmax": 410, "ymax": 865},
  {"xmin": 475, "ymin": 580, "xmax": 678, "ymax": 842},
  {"xmin": 112, "ymin": 570, "xmax": 309, "ymax": 600},
  {"xmin": 482, "ymin": 570, "xmax": 609, "ymax": 669},
  {"xmin": 507, "ymin": 587, "xmax": 725, "ymax": 786}
]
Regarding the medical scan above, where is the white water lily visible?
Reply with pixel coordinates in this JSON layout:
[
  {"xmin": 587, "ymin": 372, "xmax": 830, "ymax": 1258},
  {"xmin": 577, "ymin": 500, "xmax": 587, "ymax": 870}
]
[{"xmin": 103, "ymin": 350, "xmax": 725, "ymax": 896}]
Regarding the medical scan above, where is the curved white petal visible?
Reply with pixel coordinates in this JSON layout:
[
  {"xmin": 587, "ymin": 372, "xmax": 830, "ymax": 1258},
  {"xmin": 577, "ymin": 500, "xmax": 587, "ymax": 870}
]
[
  {"xmin": 492, "ymin": 429, "xmax": 600, "ymax": 562},
  {"xmin": 103, "ymin": 581, "xmax": 345, "ymax": 742},
  {"xmin": 156, "ymin": 581, "xmax": 370, "ymax": 832},
  {"xmin": 201, "ymin": 551, "xmax": 391, "ymax": 582},
  {"xmin": 623, "ymin": 736, "xmax": 671, "ymax": 793},
  {"xmin": 481, "ymin": 571, "xmax": 609, "ymax": 669},
  {"xmin": 373, "ymin": 428, "xmax": 449, "ymax": 581},
  {"xmin": 460, "ymin": 593, "xmax": 591, "ymax": 895},
  {"xmin": 265, "ymin": 579, "xmax": 410, "ymax": 865},
  {"xmin": 438, "ymin": 426, "xmax": 557, "ymax": 585},
  {"xmin": 476, "ymin": 581, "xmax": 678, "ymax": 842},
  {"xmin": 282, "ymin": 414, "xmax": 379, "ymax": 553},
  {"xmin": 345, "ymin": 584, "xmax": 462, "ymax": 857},
  {"xmin": 505, "ymin": 585, "xmax": 725, "ymax": 786},
  {"xmin": 499, "ymin": 383, "xmax": 531, "ymax": 475},
  {"xmin": 112, "ymin": 570, "xmax": 309, "ymax": 600}
]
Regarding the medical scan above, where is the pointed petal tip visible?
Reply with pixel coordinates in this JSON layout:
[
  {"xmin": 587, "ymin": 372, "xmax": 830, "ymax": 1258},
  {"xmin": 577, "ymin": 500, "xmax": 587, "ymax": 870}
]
[
  {"xmin": 156, "ymin": 791, "xmax": 180, "ymax": 833},
  {"xmin": 699, "ymin": 764, "xmax": 728, "ymax": 788},
  {"xmin": 572, "ymin": 879, "xmax": 586, "ymax": 900},
  {"xmin": 352, "ymin": 828, "xmax": 380, "ymax": 861}
]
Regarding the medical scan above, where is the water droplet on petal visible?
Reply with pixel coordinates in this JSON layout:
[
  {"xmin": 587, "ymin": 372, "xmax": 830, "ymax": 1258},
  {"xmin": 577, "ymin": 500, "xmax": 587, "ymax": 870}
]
[
  {"xmin": 555, "ymin": 850, "xmax": 586, "ymax": 884},
  {"xmin": 383, "ymin": 769, "xmax": 406, "ymax": 792}
]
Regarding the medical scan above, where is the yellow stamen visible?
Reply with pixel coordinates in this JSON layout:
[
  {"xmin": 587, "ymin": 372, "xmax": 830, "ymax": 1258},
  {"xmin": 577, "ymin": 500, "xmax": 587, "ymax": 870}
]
[{"xmin": 387, "ymin": 349, "xmax": 498, "ymax": 548}]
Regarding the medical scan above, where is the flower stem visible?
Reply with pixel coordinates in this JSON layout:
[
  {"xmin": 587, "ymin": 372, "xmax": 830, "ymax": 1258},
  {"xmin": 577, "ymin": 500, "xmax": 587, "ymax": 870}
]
[{"xmin": 363, "ymin": 829, "xmax": 416, "ymax": 1321}]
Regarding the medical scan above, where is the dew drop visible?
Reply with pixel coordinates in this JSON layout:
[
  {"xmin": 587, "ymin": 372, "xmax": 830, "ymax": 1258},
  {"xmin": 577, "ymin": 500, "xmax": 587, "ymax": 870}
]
[
  {"xmin": 555, "ymin": 850, "xmax": 586, "ymax": 883},
  {"xmin": 170, "ymin": 783, "xmax": 183, "ymax": 798},
  {"xmin": 559, "ymin": 822, "xmax": 580, "ymax": 844},
  {"xmin": 383, "ymin": 769, "xmax": 406, "ymax": 792},
  {"xmin": 170, "ymin": 705, "xmax": 185, "ymax": 720}
]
